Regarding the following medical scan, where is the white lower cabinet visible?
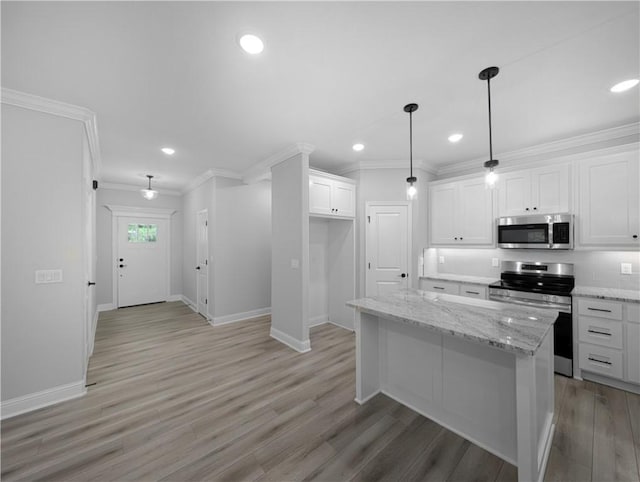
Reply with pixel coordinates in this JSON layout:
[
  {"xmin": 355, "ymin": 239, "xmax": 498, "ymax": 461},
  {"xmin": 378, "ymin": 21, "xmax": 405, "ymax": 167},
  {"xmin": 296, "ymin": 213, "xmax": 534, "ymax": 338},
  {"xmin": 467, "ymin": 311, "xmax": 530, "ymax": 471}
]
[
  {"xmin": 420, "ymin": 279, "xmax": 487, "ymax": 299},
  {"xmin": 576, "ymin": 297, "xmax": 640, "ymax": 388}
]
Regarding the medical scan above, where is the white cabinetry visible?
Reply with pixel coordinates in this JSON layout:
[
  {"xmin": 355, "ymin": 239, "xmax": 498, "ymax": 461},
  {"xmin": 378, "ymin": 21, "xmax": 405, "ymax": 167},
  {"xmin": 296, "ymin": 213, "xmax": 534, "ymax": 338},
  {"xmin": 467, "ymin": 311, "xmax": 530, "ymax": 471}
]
[
  {"xmin": 420, "ymin": 279, "xmax": 487, "ymax": 299},
  {"xmin": 578, "ymin": 150, "xmax": 639, "ymax": 247},
  {"xmin": 309, "ymin": 170, "xmax": 356, "ymax": 218},
  {"xmin": 577, "ymin": 297, "xmax": 640, "ymax": 389},
  {"xmin": 498, "ymin": 164, "xmax": 570, "ymax": 216},
  {"xmin": 429, "ymin": 177, "xmax": 494, "ymax": 246}
]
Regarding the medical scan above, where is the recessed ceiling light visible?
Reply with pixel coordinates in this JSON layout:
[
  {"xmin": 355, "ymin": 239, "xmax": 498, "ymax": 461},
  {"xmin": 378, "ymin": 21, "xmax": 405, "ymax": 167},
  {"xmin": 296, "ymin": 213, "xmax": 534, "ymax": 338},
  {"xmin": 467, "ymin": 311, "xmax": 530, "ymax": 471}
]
[
  {"xmin": 610, "ymin": 79, "xmax": 639, "ymax": 93},
  {"xmin": 161, "ymin": 147, "xmax": 175, "ymax": 155},
  {"xmin": 448, "ymin": 133, "xmax": 463, "ymax": 143},
  {"xmin": 239, "ymin": 34, "xmax": 264, "ymax": 54},
  {"xmin": 352, "ymin": 143, "xmax": 365, "ymax": 152}
]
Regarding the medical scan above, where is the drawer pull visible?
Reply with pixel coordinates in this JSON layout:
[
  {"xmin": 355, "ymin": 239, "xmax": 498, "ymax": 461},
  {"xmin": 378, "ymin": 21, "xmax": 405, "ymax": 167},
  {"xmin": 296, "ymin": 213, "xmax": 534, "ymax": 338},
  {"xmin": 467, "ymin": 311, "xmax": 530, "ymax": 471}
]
[
  {"xmin": 588, "ymin": 356, "xmax": 612, "ymax": 366},
  {"xmin": 587, "ymin": 329, "xmax": 611, "ymax": 336},
  {"xmin": 433, "ymin": 286, "xmax": 445, "ymax": 290},
  {"xmin": 465, "ymin": 291, "xmax": 480, "ymax": 295},
  {"xmin": 587, "ymin": 307, "xmax": 612, "ymax": 313}
]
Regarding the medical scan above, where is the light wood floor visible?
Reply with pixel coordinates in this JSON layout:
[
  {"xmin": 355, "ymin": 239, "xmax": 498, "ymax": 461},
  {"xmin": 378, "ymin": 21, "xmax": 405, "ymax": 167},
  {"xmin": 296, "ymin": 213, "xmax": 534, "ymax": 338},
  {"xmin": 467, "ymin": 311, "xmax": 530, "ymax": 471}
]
[{"xmin": 2, "ymin": 301, "xmax": 639, "ymax": 481}]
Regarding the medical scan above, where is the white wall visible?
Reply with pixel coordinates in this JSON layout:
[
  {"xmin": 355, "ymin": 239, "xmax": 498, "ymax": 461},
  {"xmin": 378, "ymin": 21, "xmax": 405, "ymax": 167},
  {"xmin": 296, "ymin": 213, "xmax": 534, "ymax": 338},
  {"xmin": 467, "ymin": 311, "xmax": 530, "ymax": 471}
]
[
  {"xmin": 213, "ymin": 178, "xmax": 271, "ymax": 320},
  {"xmin": 181, "ymin": 178, "xmax": 214, "ymax": 309},
  {"xmin": 96, "ymin": 188, "xmax": 183, "ymax": 307},
  {"xmin": 1, "ymin": 104, "xmax": 85, "ymax": 401},
  {"xmin": 346, "ymin": 167, "xmax": 433, "ymax": 297},
  {"xmin": 271, "ymin": 153, "xmax": 310, "ymax": 348},
  {"xmin": 309, "ymin": 217, "xmax": 329, "ymax": 325}
]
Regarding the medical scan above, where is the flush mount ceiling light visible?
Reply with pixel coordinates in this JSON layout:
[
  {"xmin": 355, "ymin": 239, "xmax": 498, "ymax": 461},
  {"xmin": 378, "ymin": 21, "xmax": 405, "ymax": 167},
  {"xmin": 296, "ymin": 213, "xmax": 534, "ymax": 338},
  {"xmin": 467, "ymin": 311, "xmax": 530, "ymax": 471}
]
[
  {"xmin": 161, "ymin": 147, "xmax": 175, "ymax": 155},
  {"xmin": 352, "ymin": 143, "xmax": 365, "ymax": 152},
  {"xmin": 448, "ymin": 133, "xmax": 463, "ymax": 143},
  {"xmin": 140, "ymin": 175, "xmax": 158, "ymax": 201},
  {"xmin": 239, "ymin": 34, "xmax": 264, "ymax": 54},
  {"xmin": 610, "ymin": 79, "xmax": 639, "ymax": 93},
  {"xmin": 404, "ymin": 103, "xmax": 419, "ymax": 200},
  {"xmin": 479, "ymin": 66, "xmax": 500, "ymax": 189}
]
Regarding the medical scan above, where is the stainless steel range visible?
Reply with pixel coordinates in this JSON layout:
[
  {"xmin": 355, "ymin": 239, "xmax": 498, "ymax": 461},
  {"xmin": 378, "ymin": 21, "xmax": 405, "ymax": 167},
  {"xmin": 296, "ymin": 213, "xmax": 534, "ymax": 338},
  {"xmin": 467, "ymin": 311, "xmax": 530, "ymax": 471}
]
[{"xmin": 488, "ymin": 261, "xmax": 574, "ymax": 377}]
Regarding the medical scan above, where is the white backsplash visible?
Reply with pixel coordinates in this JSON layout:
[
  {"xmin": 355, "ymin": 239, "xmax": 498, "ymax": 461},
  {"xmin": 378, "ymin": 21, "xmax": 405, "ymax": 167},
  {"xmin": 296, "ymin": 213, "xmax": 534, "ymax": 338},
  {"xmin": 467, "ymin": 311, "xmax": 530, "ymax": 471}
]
[{"xmin": 424, "ymin": 247, "xmax": 640, "ymax": 290}]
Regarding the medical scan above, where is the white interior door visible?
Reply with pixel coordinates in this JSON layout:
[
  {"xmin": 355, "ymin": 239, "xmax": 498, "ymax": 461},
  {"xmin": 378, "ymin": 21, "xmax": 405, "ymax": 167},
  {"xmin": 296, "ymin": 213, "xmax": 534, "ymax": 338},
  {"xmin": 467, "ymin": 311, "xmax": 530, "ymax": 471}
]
[
  {"xmin": 117, "ymin": 216, "xmax": 168, "ymax": 307},
  {"xmin": 366, "ymin": 203, "xmax": 410, "ymax": 296},
  {"xmin": 196, "ymin": 210, "xmax": 209, "ymax": 317}
]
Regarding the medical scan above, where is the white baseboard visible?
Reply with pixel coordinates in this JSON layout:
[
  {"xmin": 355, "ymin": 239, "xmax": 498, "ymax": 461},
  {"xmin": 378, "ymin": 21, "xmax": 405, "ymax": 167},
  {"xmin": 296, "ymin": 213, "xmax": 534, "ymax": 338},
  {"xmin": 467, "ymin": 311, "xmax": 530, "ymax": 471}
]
[
  {"xmin": 1, "ymin": 381, "xmax": 87, "ymax": 420},
  {"xmin": 308, "ymin": 315, "xmax": 328, "ymax": 328},
  {"xmin": 212, "ymin": 307, "xmax": 271, "ymax": 326},
  {"xmin": 97, "ymin": 303, "xmax": 114, "ymax": 312},
  {"xmin": 328, "ymin": 320, "xmax": 355, "ymax": 332},
  {"xmin": 181, "ymin": 295, "xmax": 198, "ymax": 312},
  {"xmin": 270, "ymin": 327, "xmax": 311, "ymax": 353},
  {"xmin": 167, "ymin": 294, "xmax": 182, "ymax": 302}
]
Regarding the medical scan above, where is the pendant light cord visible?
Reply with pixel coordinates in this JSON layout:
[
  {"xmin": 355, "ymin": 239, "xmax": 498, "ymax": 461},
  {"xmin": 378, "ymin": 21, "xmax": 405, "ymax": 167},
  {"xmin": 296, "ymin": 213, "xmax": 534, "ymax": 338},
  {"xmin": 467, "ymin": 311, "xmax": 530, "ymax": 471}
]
[
  {"xmin": 487, "ymin": 77, "xmax": 493, "ymax": 161},
  {"xmin": 409, "ymin": 110, "xmax": 413, "ymax": 178}
]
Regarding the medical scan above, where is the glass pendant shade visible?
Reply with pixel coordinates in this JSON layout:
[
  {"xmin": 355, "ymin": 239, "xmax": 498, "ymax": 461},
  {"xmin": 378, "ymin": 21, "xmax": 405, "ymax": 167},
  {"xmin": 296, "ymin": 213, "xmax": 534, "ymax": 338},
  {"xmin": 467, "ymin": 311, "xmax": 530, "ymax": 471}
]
[
  {"xmin": 485, "ymin": 169, "xmax": 498, "ymax": 189},
  {"xmin": 141, "ymin": 175, "xmax": 158, "ymax": 200},
  {"xmin": 406, "ymin": 178, "xmax": 418, "ymax": 200}
]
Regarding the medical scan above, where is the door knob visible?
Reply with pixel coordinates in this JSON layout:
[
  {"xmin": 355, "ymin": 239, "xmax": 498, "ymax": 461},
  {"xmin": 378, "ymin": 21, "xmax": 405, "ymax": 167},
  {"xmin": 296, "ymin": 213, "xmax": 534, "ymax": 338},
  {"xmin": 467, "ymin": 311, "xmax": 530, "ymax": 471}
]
[
  {"xmin": 119, "ymin": 258, "xmax": 124, "ymax": 262},
  {"xmin": 400, "ymin": 273, "xmax": 407, "ymax": 278},
  {"xmin": 87, "ymin": 281, "xmax": 96, "ymax": 286},
  {"xmin": 196, "ymin": 266, "xmax": 201, "ymax": 270},
  {"xmin": 119, "ymin": 264, "xmax": 126, "ymax": 268}
]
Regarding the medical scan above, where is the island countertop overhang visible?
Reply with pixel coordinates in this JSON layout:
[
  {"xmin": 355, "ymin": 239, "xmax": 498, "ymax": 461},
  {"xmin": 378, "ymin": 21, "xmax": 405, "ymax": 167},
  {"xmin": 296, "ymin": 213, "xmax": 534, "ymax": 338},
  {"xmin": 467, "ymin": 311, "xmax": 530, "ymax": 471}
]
[{"xmin": 347, "ymin": 289, "xmax": 557, "ymax": 356}]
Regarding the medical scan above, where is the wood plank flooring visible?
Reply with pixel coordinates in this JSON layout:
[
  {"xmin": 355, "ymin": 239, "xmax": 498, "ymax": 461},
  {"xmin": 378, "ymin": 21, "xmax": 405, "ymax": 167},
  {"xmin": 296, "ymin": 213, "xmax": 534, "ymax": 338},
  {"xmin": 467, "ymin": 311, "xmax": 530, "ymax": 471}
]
[{"xmin": 2, "ymin": 301, "xmax": 639, "ymax": 481}]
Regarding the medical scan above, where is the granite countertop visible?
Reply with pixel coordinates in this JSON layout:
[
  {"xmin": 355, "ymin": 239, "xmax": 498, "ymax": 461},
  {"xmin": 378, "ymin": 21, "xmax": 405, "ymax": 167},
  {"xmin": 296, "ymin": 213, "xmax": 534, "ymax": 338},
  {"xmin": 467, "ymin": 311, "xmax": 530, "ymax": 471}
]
[
  {"xmin": 572, "ymin": 286, "xmax": 640, "ymax": 303},
  {"xmin": 419, "ymin": 273, "xmax": 499, "ymax": 286},
  {"xmin": 347, "ymin": 289, "xmax": 557, "ymax": 357}
]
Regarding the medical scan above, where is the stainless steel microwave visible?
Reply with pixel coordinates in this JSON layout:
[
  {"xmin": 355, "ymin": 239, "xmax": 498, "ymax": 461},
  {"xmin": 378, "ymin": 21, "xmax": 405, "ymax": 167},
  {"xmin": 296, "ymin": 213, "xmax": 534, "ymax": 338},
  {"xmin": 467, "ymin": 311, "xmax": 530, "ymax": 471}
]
[{"xmin": 497, "ymin": 213, "xmax": 574, "ymax": 249}]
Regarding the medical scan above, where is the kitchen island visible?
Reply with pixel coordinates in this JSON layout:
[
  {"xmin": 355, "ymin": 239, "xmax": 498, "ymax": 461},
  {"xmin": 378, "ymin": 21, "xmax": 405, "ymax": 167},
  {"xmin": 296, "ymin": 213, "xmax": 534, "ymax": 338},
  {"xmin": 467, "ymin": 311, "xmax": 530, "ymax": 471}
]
[{"xmin": 347, "ymin": 289, "xmax": 558, "ymax": 482}]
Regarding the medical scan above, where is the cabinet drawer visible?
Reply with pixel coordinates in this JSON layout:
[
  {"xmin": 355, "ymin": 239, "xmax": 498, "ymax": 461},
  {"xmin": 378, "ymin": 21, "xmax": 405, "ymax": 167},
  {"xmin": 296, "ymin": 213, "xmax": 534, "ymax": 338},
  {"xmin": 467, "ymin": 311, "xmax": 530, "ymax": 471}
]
[
  {"xmin": 578, "ymin": 299, "xmax": 622, "ymax": 320},
  {"xmin": 422, "ymin": 280, "xmax": 460, "ymax": 295},
  {"xmin": 459, "ymin": 285, "xmax": 487, "ymax": 299},
  {"xmin": 579, "ymin": 343, "xmax": 623, "ymax": 380},
  {"xmin": 627, "ymin": 304, "xmax": 640, "ymax": 324},
  {"xmin": 578, "ymin": 316, "xmax": 623, "ymax": 349}
]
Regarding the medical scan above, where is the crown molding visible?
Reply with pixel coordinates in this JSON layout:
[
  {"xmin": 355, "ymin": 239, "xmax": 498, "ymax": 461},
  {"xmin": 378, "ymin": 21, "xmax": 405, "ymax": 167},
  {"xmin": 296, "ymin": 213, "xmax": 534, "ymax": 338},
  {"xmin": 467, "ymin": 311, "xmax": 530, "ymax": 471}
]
[
  {"xmin": 335, "ymin": 159, "xmax": 438, "ymax": 176},
  {"xmin": 101, "ymin": 182, "xmax": 182, "ymax": 196},
  {"xmin": 436, "ymin": 122, "xmax": 640, "ymax": 178},
  {"xmin": 242, "ymin": 142, "xmax": 315, "ymax": 184},
  {"xmin": 104, "ymin": 205, "xmax": 177, "ymax": 218},
  {"xmin": 180, "ymin": 168, "xmax": 243, "ymax": 194}
]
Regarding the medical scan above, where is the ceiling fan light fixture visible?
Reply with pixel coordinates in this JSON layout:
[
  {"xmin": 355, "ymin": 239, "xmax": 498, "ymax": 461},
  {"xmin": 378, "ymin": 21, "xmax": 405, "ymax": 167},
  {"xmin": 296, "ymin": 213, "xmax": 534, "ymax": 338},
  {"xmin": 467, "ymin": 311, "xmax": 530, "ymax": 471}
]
[
  {"xmin": 140, "ymin": 175, "xmax": 158, "ymax": 200},
  {"xmin": 478, "ymin": 66, "xmax": 500, "ymax": 189}
]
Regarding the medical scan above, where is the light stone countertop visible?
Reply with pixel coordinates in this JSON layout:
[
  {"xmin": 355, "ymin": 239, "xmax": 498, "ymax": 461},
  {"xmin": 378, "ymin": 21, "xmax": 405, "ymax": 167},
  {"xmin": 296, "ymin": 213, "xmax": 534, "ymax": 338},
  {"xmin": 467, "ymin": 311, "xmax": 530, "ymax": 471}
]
[
  {"xmin": 419, "ymin": 273, "xmax": 499, "ymax": 286},
  {"xmin": 347, "ymin": 289, "xmax": 557, "ymax": 357},
  {"xmin": 572, "ymin": 286, "xmax": 640, "ymax": 303}
]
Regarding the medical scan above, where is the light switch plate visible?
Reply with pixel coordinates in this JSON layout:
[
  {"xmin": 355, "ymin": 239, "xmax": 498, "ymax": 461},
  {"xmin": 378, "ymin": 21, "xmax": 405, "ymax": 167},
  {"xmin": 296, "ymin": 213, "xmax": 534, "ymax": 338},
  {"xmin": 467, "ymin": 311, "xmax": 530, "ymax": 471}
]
[
  {"xmin": 35, "ymin": 269, "xmax": 63, "ymax": 284},
  {"xmin": 438, "ymin": 256, "xmax": 445, "ymax": 264},
  {"xmin": 621, "ymin": 263, "xmax": 632, "ymax": 275},
  {"xmin": 492, "ymin": 258, "xmax": 500, "ymax": 268}
]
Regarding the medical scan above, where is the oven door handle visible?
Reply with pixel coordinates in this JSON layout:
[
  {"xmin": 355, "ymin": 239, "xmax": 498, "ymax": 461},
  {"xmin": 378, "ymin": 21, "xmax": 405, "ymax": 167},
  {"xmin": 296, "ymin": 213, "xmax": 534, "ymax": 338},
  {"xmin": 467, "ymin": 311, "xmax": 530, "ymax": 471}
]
[{"xmin": 489, "ymin": 295, "xmax": 569, "ymax": 310}]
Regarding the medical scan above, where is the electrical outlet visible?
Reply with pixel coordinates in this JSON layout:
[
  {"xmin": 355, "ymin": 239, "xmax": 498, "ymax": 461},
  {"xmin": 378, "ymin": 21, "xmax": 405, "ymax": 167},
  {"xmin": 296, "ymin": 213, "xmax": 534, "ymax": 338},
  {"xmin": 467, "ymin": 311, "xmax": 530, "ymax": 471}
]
[
  {"xmin": 438, "ymin": 256, "xmax": 445, "ymax": 264},
  {"xmin": 621, "ymin": 263, "xmax": 632, "ymax": 275},
  {"xmin": 492, "ymin": 258, "xmax": 500, "ymax": 268},
  {"xmin": 290, "ymin": 259, "xmax": 300, "ymax": 269}
]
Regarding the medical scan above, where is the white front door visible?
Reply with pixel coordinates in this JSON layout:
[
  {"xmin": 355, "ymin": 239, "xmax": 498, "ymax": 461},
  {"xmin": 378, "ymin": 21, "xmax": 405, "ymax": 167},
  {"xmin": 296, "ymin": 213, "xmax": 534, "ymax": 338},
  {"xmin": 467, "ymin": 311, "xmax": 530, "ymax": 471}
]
[
  {"xmin": 366, "ymin": 203, "xmax": 411, "ymax": 296},
  {"xmin": 196, "ymin": 210, "xmax": 209, "ymax": 317},
  {"xmin": 117, "ymin": 216, "xmax": 169, "ymax": 307}
]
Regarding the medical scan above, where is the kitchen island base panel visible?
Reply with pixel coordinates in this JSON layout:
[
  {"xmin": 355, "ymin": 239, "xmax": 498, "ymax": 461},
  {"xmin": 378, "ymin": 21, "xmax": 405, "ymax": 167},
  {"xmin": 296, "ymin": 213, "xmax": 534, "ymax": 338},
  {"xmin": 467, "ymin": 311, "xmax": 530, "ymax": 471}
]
[{"xmin": 355, "ymin": 311, "xmax": 555, "ymax": 482}]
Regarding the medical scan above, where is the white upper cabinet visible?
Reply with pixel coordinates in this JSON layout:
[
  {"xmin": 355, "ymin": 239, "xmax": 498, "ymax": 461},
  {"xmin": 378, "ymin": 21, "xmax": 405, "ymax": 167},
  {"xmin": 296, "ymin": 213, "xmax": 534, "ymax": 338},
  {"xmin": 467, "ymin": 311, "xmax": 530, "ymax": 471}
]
[
  {"xmin": 309, "ymin": 170, "xmax": 356, "ymax": 218},
  {"xmin": 430, "ymin": 177, "xmax": 494, "ymax": 246},
  {"xmin": 498, "ymin": 164, "xmax": 570, "ymax": 216},
  {"xmin": 578, "ymin": 150, "xmax": 639, "ymax": 247}
]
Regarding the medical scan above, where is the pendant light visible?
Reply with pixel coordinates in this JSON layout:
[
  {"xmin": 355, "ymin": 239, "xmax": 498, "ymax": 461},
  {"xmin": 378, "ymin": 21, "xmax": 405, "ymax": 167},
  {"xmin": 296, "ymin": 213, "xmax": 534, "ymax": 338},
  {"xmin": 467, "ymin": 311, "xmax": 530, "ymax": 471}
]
[
  {"xmin": 140, "ymin": 175, "xmax": 158, "ymax": 200},
  {"xmin": 478, "ymin": 66, "xmax": 499, "ymax": 189},
  {"xmin": 404, "ymin": 103, "xmax": 419, "ymax": 200}
]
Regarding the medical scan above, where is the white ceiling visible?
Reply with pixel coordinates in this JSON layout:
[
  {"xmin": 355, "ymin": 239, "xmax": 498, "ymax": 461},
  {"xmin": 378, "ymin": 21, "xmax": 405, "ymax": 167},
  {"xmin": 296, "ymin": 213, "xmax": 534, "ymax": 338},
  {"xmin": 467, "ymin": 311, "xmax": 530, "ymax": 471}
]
[{"xmin": 2, "ymin": 1, "xmax": 639, "ymax": 191}]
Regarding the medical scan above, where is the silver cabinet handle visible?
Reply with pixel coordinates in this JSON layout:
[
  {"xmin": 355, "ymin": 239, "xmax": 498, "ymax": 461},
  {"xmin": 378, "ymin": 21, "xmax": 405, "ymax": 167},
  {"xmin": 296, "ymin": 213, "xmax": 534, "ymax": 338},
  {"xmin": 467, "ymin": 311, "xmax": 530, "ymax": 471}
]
[
  {"xmin": 433, "ymin": 286, "xmax": 445, "ymax": 290},
  {"xmin": 465, "ymin": 291, "xmax": 480, "ymax": 295},
  {"xmin": 588, "ymin": 356, "xmax": 612, "ymax": 366},
  {"xmin": 588, "ymin": 307, "xmax": 612, "ymax": 313},
  {"xmin": 587, "ymin": 329, "xmax": 611, "ymax": 336}
]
